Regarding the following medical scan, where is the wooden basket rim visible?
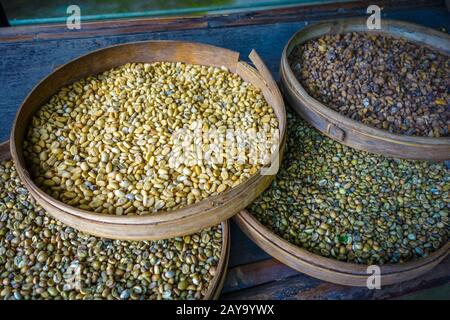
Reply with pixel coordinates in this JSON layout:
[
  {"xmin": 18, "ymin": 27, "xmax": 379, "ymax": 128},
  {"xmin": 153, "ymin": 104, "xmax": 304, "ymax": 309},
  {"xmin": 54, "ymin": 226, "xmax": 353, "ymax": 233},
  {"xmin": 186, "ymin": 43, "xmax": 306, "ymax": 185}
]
[
  {"xmin": 205, "ymin": 220, "xmax": 230, "ymax": 300},
  {"xmin": 10, "ymin": 40, "xmax": 287, "ymax": 227},
  {"xmin": 236, "ymin": 209, "xmax": 449, "ymax": 283},
  {"xmin": 281, "ymin": 18, "xmax": 450, "ymax": 146}
]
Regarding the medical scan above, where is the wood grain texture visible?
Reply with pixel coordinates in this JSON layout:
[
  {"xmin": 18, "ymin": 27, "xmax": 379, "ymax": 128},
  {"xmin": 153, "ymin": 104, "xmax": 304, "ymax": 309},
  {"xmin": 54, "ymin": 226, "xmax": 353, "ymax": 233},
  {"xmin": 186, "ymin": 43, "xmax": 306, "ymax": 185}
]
[
  {"xmin": 234, "ymin": 210, "xmax": 449, "ymax": 287},
  {"xmin": 222, "ymin": 258, "xmax": 298, "ymax": 294},
  {"xmin": 228, "ymin": 220, "xmax": 271, "ymax": 268},
  {"xmin": 0, "ymin": 1, "xmax": 442, "ymax": 42},
  {"xmin": 221, "ymin": 256, "xmax": 450, "ymax": 300},
  {"xmin": 10, "ymin": 41, "xmax": 287, "ymax": 240},
  {"xmin": 280, "ymin": 18, "xmax": 450, "ymax": 160}
]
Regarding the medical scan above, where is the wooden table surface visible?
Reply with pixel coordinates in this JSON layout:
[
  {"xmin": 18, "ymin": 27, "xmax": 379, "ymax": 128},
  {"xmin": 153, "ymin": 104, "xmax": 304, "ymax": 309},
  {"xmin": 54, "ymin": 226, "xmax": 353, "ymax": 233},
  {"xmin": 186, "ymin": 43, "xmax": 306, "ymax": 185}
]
[{"xmin": 0, "ymin": 0, "xmax": 448, "ymax": 299}]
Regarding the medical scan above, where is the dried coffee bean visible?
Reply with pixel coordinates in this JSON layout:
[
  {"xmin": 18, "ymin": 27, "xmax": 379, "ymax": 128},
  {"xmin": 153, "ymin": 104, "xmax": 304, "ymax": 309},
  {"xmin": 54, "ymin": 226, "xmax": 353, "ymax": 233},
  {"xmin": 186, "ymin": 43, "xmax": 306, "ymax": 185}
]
[
  {"xmin": 289, "ymin": 32, "xmax": 449, "ymax": 137},
  {"xmin": 249, "ymin": 112, "xmax": 449, "ymax": 265}
]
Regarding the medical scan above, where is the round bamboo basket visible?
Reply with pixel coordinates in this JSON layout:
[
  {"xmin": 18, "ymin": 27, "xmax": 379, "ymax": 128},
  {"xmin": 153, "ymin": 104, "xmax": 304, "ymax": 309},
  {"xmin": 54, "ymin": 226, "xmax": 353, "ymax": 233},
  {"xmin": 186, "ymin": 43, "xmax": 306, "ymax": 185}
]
[
  {"xmin": 1, "ymin": 138, "xmax": 229, "ymax": 299},
  {"xmin": 234, "ymin": 210, "xmax": 449, "ymax": 287},
  {"xmin": 280, "ymin": 18, "xmax": 450, "ymax": 160},
  {"xmin": 10, "ymin": 41, "xmax": 286, "ymax": 240}
]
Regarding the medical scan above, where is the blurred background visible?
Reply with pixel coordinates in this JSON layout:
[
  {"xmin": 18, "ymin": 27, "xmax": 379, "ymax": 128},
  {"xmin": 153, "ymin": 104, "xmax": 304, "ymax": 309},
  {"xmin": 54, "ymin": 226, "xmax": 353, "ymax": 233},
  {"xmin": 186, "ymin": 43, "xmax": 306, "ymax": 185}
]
[{"xmin": 0, "ymin": 0, "xmax": 343, "ymax": 26}]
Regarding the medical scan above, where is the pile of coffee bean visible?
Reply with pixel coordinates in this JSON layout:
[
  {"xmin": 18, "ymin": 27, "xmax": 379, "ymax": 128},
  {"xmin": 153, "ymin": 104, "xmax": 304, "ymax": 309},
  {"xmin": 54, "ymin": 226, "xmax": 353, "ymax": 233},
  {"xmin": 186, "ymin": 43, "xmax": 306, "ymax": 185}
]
[
  {"xmin": 249, "ymin": 112, "xmax": 449, "ymax": 265},
  {"xmin": 289, "ymin": 32, "xmax": 449, "ymax": 137},
  {"xmin": 0, "ymin": 160, "xmax": 223, "ymax": 300},
  {"xmin": 24, "ymin": 62, "xmax": 277, "ymax": 215}
]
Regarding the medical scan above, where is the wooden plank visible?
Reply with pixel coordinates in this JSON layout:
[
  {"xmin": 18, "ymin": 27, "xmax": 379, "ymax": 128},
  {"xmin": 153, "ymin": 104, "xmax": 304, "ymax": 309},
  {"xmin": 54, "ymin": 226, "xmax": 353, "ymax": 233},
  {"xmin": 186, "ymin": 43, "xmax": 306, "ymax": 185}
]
[
  {"xmin": 0, "ymin": 0, "xmax": 443, "ymax": 42},
  {"xmin": 228, "ymin": 221, "xmax": 271, "ymax": 268},
  {"xmin": 0, "ymin": 17, "xmax": 208, "ymax": 42},
  {"xmin": 223, "ymin": 258, "xmax": 298, "ymax": 294},
  {"xmin": 221, "ymin": 256, "xmax": 450, "ymax": 299},
  {"xmin": 394, "ymin": 285, "xmax": 450, "ymax": 300}
]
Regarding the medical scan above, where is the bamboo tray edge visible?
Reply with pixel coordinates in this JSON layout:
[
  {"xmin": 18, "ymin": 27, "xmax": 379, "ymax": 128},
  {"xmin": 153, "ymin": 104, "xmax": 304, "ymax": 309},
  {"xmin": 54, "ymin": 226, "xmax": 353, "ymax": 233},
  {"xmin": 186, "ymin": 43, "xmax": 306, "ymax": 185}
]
[
  {"xmin": 280, "ymin": 18, "xmax": 450, "ymax": 160},
  {"xmin": 234, "ymin": 209, "xmax": 449, "ymax": 287}
]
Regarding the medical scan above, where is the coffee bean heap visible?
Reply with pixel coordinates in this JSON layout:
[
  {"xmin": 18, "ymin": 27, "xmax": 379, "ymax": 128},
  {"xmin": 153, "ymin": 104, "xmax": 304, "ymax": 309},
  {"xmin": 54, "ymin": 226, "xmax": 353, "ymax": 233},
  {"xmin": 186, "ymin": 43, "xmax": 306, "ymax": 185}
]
[
  {"xmin": 289, "ymin": 32, "xmax": 449, "ymax": 137},
  {"xmin": 249, "ymin": 112, "xmax": 449, "ymax": 265}
]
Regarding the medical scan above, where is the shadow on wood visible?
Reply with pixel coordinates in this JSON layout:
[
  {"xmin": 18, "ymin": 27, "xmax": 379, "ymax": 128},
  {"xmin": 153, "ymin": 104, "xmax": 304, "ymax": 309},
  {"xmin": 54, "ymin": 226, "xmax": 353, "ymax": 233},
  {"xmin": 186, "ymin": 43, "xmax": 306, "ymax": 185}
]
[{"xmin": 222, "ymin": 256, "xmax": 450, "ymax": 299}]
